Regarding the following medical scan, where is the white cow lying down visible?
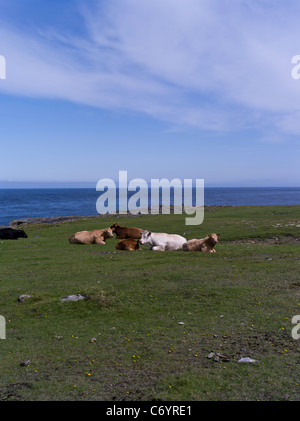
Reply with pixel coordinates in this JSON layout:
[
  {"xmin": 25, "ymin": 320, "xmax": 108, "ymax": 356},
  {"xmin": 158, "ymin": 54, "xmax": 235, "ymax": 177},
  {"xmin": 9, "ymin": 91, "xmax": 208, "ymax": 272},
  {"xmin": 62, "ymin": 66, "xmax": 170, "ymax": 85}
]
[{"xmin": 140, "ymin": 230, "xmax": 187, "ymax": 251}]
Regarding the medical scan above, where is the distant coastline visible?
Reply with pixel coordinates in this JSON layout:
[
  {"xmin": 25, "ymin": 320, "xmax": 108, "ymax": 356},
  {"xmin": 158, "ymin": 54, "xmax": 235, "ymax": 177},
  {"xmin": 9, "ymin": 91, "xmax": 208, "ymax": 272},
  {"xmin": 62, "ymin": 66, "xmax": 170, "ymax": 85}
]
[{"xmin": 1, "ymin": 187, "xmax": 300, "ymax": 227}]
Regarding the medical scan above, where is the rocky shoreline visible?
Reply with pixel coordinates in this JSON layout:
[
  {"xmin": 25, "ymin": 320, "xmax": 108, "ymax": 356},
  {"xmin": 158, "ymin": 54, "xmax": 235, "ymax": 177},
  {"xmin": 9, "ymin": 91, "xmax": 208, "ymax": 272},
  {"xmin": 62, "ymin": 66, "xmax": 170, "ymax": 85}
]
[
  {"xmin": 8, "ymin": 205, "xmax": 229, "ymax": 227},
  {"xmin": 9, "ymin": 212, "xmax": 140, "ymax": 227}
]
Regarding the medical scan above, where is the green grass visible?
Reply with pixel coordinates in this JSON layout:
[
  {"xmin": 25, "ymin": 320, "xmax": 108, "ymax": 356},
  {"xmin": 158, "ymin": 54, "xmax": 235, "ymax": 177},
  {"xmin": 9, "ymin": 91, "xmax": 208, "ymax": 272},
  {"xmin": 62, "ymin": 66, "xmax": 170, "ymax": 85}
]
[{"xmin": 0, "ymin": 205, "xmax": 300, "ymax": 401}]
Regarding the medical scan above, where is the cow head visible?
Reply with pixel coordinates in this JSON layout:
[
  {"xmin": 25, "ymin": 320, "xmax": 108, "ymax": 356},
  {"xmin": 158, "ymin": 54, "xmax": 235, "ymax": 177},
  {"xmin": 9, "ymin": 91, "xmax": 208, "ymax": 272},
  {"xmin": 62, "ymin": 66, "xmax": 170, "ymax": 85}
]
[
  {"xmin": 139, "ymin": 230, "xmax": 151, "ymax": 245},
  {"xmin": 17, "ymin": 229, "xmax": 28, "ymax": 238},
  {"xmin": 110, "ymin": 224, "xmax": 119, "ymax": 231},
  {"xmin": 207, "ymin": 233, "xmax": 220, "ymax": 245},
  {"xmin": 103, "ymin": 228, "xmax": 114, "ymax": 239}
]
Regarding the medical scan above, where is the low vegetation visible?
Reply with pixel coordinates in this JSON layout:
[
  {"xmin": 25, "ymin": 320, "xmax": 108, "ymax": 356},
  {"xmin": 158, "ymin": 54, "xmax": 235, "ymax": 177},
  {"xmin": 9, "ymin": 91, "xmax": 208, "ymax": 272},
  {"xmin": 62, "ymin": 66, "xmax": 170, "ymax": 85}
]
[{"xmin": 0, "ymin": 205, "xmax": 299, "ymax": 401}]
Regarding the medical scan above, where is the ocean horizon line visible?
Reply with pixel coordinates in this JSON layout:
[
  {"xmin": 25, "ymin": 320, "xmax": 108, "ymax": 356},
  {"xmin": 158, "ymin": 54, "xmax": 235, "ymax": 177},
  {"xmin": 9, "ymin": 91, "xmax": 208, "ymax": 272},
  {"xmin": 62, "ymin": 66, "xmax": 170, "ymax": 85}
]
[{"xmin": 0, "ymin": 183, "xmax": 299, "ymax": 189}]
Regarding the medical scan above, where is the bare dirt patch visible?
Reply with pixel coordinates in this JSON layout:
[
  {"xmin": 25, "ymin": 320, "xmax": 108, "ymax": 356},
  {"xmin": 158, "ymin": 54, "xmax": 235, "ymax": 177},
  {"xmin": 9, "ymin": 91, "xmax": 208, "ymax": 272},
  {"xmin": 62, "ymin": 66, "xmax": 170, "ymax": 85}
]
[{"xmin": 231, "ymin": 235, "xmax": 300, "ymax": 245}]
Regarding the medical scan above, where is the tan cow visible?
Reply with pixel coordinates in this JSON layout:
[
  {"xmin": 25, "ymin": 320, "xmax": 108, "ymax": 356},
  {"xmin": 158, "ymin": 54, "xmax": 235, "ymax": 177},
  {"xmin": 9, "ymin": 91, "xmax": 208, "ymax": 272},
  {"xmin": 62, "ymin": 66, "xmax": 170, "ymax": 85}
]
[
  {"xmin": 116, "ymin": 238, "xmax": 140, "ymax": 251},
  {"xmin": 182, "ymin": 233, "xmax": 220, "ymax": 253},
  {"xmin": 69, "ymin": 228, "xmax": 114, "ymax": 245}
]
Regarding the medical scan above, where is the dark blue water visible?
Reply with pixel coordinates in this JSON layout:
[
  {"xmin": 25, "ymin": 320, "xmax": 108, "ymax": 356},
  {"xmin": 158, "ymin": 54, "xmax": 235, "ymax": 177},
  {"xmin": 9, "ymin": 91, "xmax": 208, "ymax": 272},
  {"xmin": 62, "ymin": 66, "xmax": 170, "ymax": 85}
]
[{"xmin": 0, "ymin": 187, "xmax": 299, "ymax": 226}]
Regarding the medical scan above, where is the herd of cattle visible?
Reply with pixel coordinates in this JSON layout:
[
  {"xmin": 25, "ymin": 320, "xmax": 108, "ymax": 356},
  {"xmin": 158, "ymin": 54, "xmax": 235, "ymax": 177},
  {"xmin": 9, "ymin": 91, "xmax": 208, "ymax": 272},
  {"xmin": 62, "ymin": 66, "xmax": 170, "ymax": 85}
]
[
  {"xmin": 0, "ymin": 224, "xmax": 220, "ymax": 252},
  {"xmin": 69, "ymin": 223, "xmax": 220, "ymax": 252}
]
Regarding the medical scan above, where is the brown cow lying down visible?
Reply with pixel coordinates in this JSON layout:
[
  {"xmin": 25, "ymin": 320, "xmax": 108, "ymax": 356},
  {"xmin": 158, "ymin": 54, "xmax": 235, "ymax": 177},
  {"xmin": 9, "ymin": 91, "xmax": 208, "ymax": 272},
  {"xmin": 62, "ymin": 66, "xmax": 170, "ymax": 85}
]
[
  {"xmin": 69, "ymin": 228, "xmax": 114, "ymax": 244},
  {"xmin": 182, "ymin": 233, "xmax": 220, "ymax": 253},
  {"xmin": 116, "ymin": 238, "xmax": 140, "ymax": 251},
  {"xmin": 111, "ymin": 223, "xmax": 144, "ymax": 239}
]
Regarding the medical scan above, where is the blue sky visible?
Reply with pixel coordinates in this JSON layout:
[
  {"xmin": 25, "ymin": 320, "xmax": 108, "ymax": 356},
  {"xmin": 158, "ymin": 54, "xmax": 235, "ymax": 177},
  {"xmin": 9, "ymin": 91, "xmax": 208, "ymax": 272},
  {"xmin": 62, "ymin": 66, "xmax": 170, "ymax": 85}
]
[{"xmin": 0, "ymin": 0, "xmax": 300, "ymax": 187}]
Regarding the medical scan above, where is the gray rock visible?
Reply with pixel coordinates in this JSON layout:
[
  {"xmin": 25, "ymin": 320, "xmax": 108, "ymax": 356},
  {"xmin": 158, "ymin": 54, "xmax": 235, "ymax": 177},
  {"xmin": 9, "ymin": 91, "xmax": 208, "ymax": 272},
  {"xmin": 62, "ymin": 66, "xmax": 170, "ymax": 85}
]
[
  {"xmin": 238, "ymin": 357, "xmax": 257, "ymax": 363},
  {"xmin": 18, "ymin": 294, "xmax": 31, "ymax": 303},
  {"xmin": 61, "ymin": 294, "xmax": 85, "ymax": 302}
]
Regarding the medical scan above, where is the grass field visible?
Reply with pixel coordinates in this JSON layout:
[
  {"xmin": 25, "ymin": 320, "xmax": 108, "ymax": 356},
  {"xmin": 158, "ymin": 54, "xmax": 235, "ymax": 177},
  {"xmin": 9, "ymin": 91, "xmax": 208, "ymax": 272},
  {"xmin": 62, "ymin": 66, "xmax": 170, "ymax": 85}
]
[{"xmin": 0, "ymin": 205, "xmax": 300, "ymax": 401}]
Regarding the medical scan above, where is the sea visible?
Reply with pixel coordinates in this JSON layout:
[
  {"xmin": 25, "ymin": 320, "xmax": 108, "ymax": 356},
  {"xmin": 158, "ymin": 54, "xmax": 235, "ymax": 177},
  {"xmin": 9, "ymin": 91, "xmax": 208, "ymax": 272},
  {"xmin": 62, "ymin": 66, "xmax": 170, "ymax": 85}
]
[{"xmin": 0, "ymin": 187, "xmax": 300, "ymax": 227}]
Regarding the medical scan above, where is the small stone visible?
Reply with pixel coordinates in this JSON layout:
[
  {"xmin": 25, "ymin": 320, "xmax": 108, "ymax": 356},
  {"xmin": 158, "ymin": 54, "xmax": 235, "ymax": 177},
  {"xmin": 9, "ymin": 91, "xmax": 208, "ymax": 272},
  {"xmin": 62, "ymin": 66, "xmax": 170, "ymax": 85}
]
[
  {"xmin": 178, "ymin": 322, "xmax": 185, "ymax": 325},
  {"xmin": 216, "ymin": 352, "xmax": 229, "ymax": 359},
  {"xmin": 207, "ymin": 352, "xmax": 215, "ymax": 359},
  {"xmin": 18, "ymin": 294, "xmax": 31, "ymax": 303},
  {"xmin": 238, "ymin": 357, "xmax": 257, "ymax": 363},
  {"xmin": 61, "ymin": 294, "xmax": 85, "ymax": 302}
]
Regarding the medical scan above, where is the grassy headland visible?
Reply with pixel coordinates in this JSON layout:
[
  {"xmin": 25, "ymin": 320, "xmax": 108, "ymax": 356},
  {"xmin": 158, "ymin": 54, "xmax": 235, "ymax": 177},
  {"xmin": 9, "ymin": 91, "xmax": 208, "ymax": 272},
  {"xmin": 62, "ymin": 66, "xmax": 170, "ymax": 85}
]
[{"xmin": 0, "ymin": 205, "xmax": 299, "ymax": 401}]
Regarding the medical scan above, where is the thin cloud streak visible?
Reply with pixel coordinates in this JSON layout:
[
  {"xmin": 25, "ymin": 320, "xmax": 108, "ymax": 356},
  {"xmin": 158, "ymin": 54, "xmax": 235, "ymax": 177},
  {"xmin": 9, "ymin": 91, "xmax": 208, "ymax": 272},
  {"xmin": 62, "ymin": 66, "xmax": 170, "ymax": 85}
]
[{"xmin": 0, "ymin": 0, "xmax": 300, "ymax": 139}]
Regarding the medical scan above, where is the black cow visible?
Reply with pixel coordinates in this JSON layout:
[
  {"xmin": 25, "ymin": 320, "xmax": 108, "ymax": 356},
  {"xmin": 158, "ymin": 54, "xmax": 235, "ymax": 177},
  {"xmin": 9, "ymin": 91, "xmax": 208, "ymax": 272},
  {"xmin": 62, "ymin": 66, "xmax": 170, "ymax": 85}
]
[{"xmin": 0, "ymin": 228, "xmax": 28, "ymax": 240}]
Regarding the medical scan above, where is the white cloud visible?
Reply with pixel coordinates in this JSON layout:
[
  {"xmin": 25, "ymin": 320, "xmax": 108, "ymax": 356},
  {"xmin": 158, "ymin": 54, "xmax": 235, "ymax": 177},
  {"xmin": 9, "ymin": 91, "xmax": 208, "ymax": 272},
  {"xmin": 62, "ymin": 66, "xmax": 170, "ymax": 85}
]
[{"xmin": 1, "ymin": 0, "xmax": 300, "ymax": 138}]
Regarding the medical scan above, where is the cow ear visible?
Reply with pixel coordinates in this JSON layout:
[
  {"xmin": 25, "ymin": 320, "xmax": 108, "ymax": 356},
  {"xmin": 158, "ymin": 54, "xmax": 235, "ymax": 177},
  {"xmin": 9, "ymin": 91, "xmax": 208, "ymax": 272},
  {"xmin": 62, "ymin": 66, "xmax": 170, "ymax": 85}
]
[
  {"xmin": 217, "ymin": 233, "xmax": 220, "ymax": 237},
  {"xmin": 148, "ymin": 231, "xmax": 151, "ymax": 236}
]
